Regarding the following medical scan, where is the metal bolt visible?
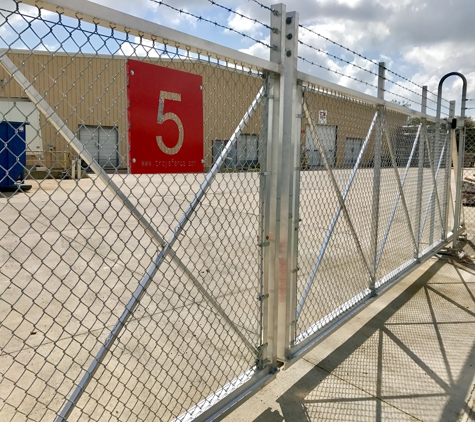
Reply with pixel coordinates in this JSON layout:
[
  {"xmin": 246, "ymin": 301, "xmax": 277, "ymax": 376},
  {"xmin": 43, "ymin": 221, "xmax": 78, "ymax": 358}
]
[
  {"xmin": 286, "ymin": 16, "xmax": 292, "ymax": 24},
  {"xmin": 130, "ymin": 70, "xmax": 134, "ymax": 76},
  {"xmin": 132, "ymin": 158, "xmax": 136, "ymax": 163},
  {"xmin": 286, "ymin": 33, "xmax": 293, "ymax": 40},
  {"xmin": 286, "ymin": 50, "xmax": 292, "ymax": 57}
]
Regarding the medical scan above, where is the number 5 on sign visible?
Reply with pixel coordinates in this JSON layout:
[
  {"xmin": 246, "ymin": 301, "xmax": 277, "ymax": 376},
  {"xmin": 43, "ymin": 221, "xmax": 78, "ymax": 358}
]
[
  {"xmin": 157, "ymin": 91, "xmax": 183, "ymax": 155},
  {"xmin": 127, "ymin": 59, "xmax": 204, "ymax": 174}
]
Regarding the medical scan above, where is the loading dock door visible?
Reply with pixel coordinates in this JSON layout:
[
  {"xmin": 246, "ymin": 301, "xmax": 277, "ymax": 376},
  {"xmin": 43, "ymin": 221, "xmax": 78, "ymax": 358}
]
[
  {"xmin": 344, "ymin": 137, "xmax": 363, "ymax": 167},
  {"xmin": 305, "ymin": 124, "xmax": 336, "ymax": 167},
  {"xmin": 237, "ymin": 134, "xmax": 258, "ymax": 168},
  {"xmin": 78, "ymin": 125, "xmax": 119, "ymax": 169}
]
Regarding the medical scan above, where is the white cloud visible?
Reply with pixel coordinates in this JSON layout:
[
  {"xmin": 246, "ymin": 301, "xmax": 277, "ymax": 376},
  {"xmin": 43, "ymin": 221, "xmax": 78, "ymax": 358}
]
[
  {"xmin": 119, "ymin": 37, "xmax": 161, "ymax": 58},
  {"xmin": 227, "ymin": 8, "xmax": 264, "ymax": 39},
  {"xmin": 239, "ymin": 38, "xmax": 270, "ymax": 59}
]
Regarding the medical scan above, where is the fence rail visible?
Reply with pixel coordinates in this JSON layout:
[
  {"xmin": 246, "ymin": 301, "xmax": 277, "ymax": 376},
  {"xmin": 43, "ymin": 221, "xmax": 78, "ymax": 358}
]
[{"xmin": 0, "ymin": 1, "xmax": 460, "ymax": 421}]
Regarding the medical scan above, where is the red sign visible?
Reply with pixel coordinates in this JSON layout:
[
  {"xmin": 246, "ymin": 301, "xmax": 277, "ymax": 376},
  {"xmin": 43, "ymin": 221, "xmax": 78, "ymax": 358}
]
[{"xmin": 127, "ymin": 59, "xmax": 204, "ymax": 173}]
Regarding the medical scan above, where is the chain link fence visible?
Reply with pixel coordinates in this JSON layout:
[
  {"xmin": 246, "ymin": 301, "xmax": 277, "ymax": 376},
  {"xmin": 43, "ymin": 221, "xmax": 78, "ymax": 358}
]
[
  {"xmin": 0, "ymin": 1, "xmax": 457, "ymax": 420},
  {"xmin": 292, "ymin": 83, "xmax": 450, "ymax": 353},
  {"xmin": 0, "ymin": 1, "xmax": 271, "ymax": 420}
]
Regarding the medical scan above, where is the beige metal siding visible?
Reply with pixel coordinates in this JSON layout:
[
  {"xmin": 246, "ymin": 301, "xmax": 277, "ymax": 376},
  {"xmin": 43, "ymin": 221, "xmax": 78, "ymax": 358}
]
[
  {"xmin": 0, "ymin": 51, "xmax": 262, "ymax": 171},
  {"xmin": 0, "ymin": 52, "xmax": 127, "ymax": 168},
  {"xmin": 0, "ymin": 51, "xmax": 405, "ymax": 172}
]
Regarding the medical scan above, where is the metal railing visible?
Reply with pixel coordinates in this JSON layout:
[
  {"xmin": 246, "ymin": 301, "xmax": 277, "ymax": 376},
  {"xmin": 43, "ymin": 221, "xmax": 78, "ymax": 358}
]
[{"xmin": 0, "ymin": 1, "xmax": 458, "ymax": 421}]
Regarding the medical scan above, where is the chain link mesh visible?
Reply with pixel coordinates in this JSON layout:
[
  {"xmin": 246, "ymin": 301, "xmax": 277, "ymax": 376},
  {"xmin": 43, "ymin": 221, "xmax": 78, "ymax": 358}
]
[
  {"xmin": 0, "ymin": 2, "xmax": 267, "ymax": 420},
  {"xmin": 0, "ymin": 1, "xmax": 457, "ymax": 419},
  {"xmin": 462, "ymin": 127, "xmax": 475, "ymax": 250},
  {"xmin": 294, "ymin": 85, "xmax": 449, "ymax": 345}
]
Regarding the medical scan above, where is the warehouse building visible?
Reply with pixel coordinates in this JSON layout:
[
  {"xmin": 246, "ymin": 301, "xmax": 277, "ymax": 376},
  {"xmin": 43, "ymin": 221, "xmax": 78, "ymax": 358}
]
[{"xmin": 0, "ymin": 50, "xmax": 408, "ymax": 176}]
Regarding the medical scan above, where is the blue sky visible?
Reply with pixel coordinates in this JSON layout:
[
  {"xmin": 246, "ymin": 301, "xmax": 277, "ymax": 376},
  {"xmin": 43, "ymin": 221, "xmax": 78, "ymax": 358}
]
[{"xmin": 1, "ymin": 0, "xmax": 474, "ymax": 118}]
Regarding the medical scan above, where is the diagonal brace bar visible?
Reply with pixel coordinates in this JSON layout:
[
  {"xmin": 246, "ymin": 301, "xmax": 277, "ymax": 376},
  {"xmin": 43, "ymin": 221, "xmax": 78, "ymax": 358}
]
[
  {"xmin": 55, "ymin": 87, "xmax": 265, "ymax": 422},
  {"xmin": 296, "ymin": 102, "xmax": 378, "ymax": 319},
  {"xmin": 0, "ymin": 52, "xmax": 266, "ymax": 420},
  {"xmin": 0, "ymin": 51, "xmax": 261, "ymax": 358},
  {"xmin": 375, "ymin": 124, "xmax": 421, "ymax": 268}
]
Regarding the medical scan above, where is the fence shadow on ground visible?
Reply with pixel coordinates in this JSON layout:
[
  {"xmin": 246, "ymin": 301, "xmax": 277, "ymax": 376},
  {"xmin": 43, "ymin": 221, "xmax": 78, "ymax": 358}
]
[{"xmin": 249, "ymin": 258, "xmax": 475, "ymax": 422}]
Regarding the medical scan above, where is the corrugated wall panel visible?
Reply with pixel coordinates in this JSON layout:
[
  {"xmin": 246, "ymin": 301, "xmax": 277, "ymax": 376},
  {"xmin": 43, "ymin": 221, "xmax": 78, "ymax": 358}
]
[{"xmin": 0, "ymin": 51, "xmax": 263, "ymax": 171}]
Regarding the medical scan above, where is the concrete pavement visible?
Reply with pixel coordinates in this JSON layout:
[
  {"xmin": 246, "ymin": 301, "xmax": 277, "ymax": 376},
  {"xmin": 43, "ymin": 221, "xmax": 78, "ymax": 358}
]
[{"xmin": 225, "ymin": 252, "xmax": 475, "ymax": 422}]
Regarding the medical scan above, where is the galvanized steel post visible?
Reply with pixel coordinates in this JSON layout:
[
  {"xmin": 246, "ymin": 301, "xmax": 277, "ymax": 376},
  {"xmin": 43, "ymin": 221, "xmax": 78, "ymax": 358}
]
[
  {"xmin": 415, "ymin": 86, "xmax": 427, "ymax": 258},
  {"xmin": 370, "ymin": 62, "xmax": 385, "ymax": 293},
  {"xmin": 261, "ymin": 2, "xmax": 287, "ymax": 371},
  {"xmin": 268, "ymin": 4, "xmax": 301, "ymax": 363}
]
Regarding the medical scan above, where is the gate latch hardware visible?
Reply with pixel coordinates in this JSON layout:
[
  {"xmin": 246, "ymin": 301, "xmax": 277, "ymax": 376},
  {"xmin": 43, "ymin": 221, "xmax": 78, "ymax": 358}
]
[
  {"xmin": 257, "ymin": 342, "xmax": 268, "ymax": 351},
  {"xmin": 258, "ymin": 241, "xmax": 270, "ymax": 247},
  {"xmin": 257, "ymin": 293, "xmax": 269, "ymax": 301}
]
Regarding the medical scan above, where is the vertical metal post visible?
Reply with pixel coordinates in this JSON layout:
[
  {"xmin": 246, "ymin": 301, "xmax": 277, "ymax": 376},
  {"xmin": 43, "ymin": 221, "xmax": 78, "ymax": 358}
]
[
  {"xmin": 279, "ymin": 8, "xmax": 301, "ymax": 362},
  {"xmin": 415, "ymin": 86, "xmax": 427, "ymax": 258},
  {"xmin": 286, "ymin": 17, "xmax": 302, "ymax": 349},
  {"xmin": 77, "ymin": 158, "xmax": 81, "ymax": 179},
  {"xmin": 377, "ymin": 62, "xmax": 385, "ymax": 100},
  {"xmin": 71, "ymin": 158, "xmax": 76, "ymax": 179},
  {"xmin": 429, "ymin": 128, "xmax": 437, "ymax": 244},
  {"xmin": 370, "ymin": 62, "xmax": 385, "ymax": 293},
  {"xmin": 269, "ymin": 4, "xmax": 301, "ymax": 363},
  {"xmin": 259, "ymin": 73, "xmax": 274, "ymax": 370},
  {"xmin": 261, "ymin": 3, "xmax": 286, "ymax": 370}
]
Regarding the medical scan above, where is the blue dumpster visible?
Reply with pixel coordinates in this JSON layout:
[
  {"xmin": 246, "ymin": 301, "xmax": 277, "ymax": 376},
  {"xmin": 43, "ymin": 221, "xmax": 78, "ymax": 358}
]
[{"xmin": 0, "ymin": 121, "xmax": 27, "ymax": 190}]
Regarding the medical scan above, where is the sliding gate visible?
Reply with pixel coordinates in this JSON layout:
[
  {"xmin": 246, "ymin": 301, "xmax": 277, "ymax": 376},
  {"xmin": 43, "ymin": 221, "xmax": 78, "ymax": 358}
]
[
  {"xmin": 290, "ymin": 85, "xmax": 451, "ymax": 358},
  {"xmin": 0, "ymin": 1, "xmax": 455, "ymax": 421}
]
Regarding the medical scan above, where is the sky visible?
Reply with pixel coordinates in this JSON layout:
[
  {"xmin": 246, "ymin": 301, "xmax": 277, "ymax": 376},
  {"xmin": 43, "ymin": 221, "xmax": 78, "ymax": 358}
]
[
  {"xmin": 2, "ymin": 0, "xmax": 475, "ymax": 118},
  {"xmin": 84, "ymin": 0, "xmax": 475, "ymax": 118}
]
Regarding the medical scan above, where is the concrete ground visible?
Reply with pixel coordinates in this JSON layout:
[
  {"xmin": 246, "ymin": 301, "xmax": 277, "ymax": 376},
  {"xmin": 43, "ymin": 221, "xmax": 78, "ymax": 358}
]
[
  {"xmin": 0, "ymin": 171, "xmax": 468, "ymax": 421},
  {"xmin": 225, "ymin": 251, "xmax": 475, "ymax": 422}
]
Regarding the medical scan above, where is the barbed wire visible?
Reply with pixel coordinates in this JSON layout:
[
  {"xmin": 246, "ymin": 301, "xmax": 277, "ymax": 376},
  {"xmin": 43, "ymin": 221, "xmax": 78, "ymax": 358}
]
[
  {"xmin": 384, "ymin": 77, "xmax": 449, "ymax": 111},
  {"xmin": 149, "ymin": 0, "xmax": 273, "ymax": 50},
  {"xmin": 246, "ymin": 0, "xmax": 273, "ymax": 13},
  {"xmin": 385, "ymin": 77, "xmax": 425, "ymax": 100},
  {"xmin": 298, "ymin": 55, "xmax": 378, "ymax": 90},
  {"xmin": 298, "ymin": 23, "xmax": 450, "ymax": 105},
  {"xmin": 207, "ymin": 0, "xmax": 273, "ymax": 31},
  {"xmin": 384, "ymin": 89, "xmax": 422, "ymax": 110},
  {"xmin": 298, "ymin": 51, "xmax": 446, "ymax": 114},
  {"xmin": 298, "ymin": 40, "xmax": 448, "ymax": 112},
  {"xmin": 298, "ymin": 40, "xmax": 378, "ymax": 78},
  {"xmin": 299, "ymin": 24, "xmax": 376, "ymax": 67}
]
